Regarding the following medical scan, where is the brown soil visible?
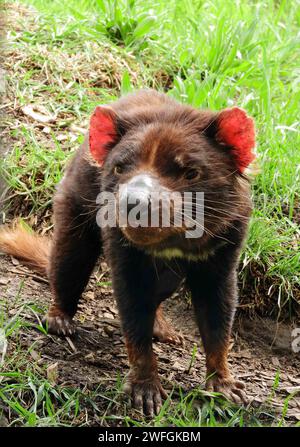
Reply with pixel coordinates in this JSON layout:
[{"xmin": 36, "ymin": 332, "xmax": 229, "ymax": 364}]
[{"xmin": 0, "ymin": 254, "xmax": 299, "ymax": 425}]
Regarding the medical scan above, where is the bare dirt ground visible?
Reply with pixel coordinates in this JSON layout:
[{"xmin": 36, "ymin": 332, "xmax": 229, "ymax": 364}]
[{"xmin": 1, "ymin": 253, "xmax": 299, "ymax": 424}]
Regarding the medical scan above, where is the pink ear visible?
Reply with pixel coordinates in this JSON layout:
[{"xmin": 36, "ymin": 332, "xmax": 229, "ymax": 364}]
[
  {"xmin": 89, "ymin": 106, "xmax": 117, "ymax": 166},
  {"xmin": 216, "ymin": 107, "xmax": 256, "ymax": 173}
]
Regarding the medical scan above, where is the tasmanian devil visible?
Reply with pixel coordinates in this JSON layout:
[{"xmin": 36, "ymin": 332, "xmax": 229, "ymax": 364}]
[{"xmin": 0, "ymin": 89, "xmax": 256, "ymax": 416}]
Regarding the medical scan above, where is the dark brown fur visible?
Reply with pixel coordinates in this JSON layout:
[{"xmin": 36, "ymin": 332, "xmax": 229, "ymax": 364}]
[{"xmin": 0, "ymin": 90, "xmax": 253, "ymax": 415}]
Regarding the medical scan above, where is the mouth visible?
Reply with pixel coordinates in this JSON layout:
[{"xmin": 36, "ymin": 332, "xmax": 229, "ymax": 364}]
[{"xmin": 120, "ymin": 225, "xmax": 182, "ymax": 247}]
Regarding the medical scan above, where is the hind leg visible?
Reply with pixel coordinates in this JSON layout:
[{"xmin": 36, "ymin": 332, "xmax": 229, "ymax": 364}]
[
  {"xmin": 152, "ymin": 261, "xmax": 184, "ymax": 345},
  {"xmin": 153, "ymin": 304, "xmax": 183, "ymax": 345}
]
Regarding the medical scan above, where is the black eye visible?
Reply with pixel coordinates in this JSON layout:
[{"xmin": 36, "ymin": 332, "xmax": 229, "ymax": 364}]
[
  {"xmin": 114, "ymin": 165, "xmax": 123, "ymax": 175},
  {"xmin": 184, "ymin": 169, "xmax": 200, "ymax": 181}
]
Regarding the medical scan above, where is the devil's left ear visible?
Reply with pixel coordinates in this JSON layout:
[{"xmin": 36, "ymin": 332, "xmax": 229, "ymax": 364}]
[
  {"xmin": 89, "ymin": 106, "xmax": 118, "ymax": 166},
  {"xmin": 206, "ymin": 107, "xmax": 256, "ymax": 173}
]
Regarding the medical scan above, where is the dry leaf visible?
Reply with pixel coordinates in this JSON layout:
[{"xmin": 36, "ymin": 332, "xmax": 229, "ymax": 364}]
[
  {"xmin": 103, "ymin": 312, "xmax": 114, "ymax": 320},
  {"xmin": 56, "ymin": 134, "xmax": 68, "ymax": 141},
  {"xmin": 0, "ymin": 329, "xmax": 8, "ymax": 366},
  {"xmin": 85, "ymin": 291, "xmax": 95, "ymax": 301},
  {"xmin": 22, "ymin": 105, "xmax": 56, "ymax": 124},
  {"xmin": 47, "ymin": 362, "xmax": 58, "ymax": 384},
  {"xmin": 271, "ymin": 356, "xmax": 280, "ymax": 367},
  {"xmin": 30, "ymin": 349, "xmax": 40, "ymax": 361},
  {"xmin": 70, "ymin": 124, "xmax": 86, "ymax": 135},
  {"xmin": 0, "ymin": 278, "xmax": 9, "ymax": 285}
]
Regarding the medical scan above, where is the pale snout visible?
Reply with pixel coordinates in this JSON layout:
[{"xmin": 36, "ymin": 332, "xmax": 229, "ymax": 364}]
[{"xmin": 118, "ymin": 173, "xmax": 161, "ymax": 218}]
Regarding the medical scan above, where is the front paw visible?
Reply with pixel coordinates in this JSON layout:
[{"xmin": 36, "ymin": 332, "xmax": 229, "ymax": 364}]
[
  {"xmin": 206, "ymin": 375, "xmax": 247, "ymax": 404},
  {"xmin": 42, "ymin": 308, "xmax": 76, "ymax": 336},
  {"xmin": 124, "ymin": 377, "xmax": 167, "ymax": 417}
]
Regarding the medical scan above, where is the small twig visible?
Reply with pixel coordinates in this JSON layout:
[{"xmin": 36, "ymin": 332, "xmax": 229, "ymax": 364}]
[
  {"xmin": 66, "ymin": 337, "xmax": 77, "ymax": 353},
  {"xmin": 10, "ymin": 267, "xmax": 49, "ymax": 284},
  {"xmin": 0, "ymin": 102, "xmax": 14, "ymax": 110},
  {"xmin": 98, "ymin": 318, "xmax": 120, "ymax": 328}
]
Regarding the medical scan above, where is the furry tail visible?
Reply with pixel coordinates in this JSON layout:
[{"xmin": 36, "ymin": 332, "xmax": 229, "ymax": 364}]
[{"xmin": 0, "ymin": 224, "xmax": 51, "ymax": 276}]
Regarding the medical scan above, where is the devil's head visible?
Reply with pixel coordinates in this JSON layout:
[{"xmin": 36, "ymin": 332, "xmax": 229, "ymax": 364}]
[{"xmin": 89, "ymin": 92, "xmax": 255, "ymax": 248}]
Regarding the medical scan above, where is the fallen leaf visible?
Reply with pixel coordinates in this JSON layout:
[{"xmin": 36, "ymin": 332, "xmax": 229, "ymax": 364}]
[
  {"xmin": 271, "ymin": 357, "xmax": 280, "ymax": 367},
  {"xmin": 70, "ymin": 124, "xmax": 86, "ymax": 134},
  {"xmin": 30, "ymin": 350, "xmax": 40, "ymax": 361},
  {"xmin": 288, "ymin": 375, "xmax": 300, "ymax": 385},
  {"xmin": 0, "ymin": 329, "xmax": 8, "ymax": 366},
  {"xmin": 85, "ymin": 291, "xmax": 95, "ymax": 301},
  {"xmin": 0, "ymin": 278, "xmax": 9, "ymax": 285},
  {"xmin": 173, "ymin": 361, "xmax": 184, "ymax": 370},
  {"xmin": 22, "ymin": 105, "xmax": 56, "ymax": 124},
  {"xmin": 47, "ymin": 362, "xmax": 58, "ymax": 384},
  {"xmin": 56, "ymin": 134, "xmax": 68, "ymax": 141}
]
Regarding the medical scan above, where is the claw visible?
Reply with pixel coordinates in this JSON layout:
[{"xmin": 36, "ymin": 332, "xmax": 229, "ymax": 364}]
[
  {"xmin": 206, "ymin": 376, "xmax": 248, "ymax": 405},
  {"xmin": 124, "ymin": 378, "xmax": 167, "ymax": 416},
  {"xmin": 43, "ymin": 313, "xmax": 76, "ymax": 337}
]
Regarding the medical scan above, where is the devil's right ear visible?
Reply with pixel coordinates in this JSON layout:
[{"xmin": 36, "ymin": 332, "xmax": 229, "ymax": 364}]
[
  {"xmin": 204, "ymin": 107, "xmax": 256, "ymax": 173},
  {"xmin": 89, "ymin": 106, "xmax": 119, "ymax": 166}
]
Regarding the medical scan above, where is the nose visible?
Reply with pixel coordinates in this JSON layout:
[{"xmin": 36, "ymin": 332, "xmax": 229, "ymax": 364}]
[{"xmin": 119, "ymin": 173, "xmax": 157, "ymax": 215}]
